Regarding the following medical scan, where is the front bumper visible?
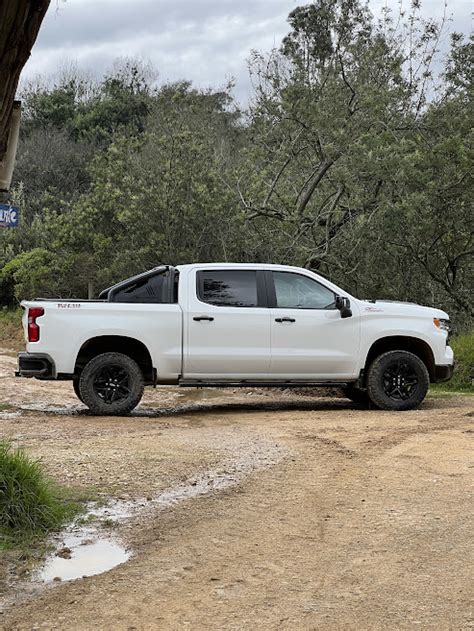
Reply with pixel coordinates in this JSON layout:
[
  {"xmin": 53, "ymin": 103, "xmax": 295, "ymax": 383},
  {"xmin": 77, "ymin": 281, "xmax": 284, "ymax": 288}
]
[
  {"xmin": 433, "ymin": 364, "xmax": 454, "ymax": 383},
  {"xmin": 16, "ymin": 352, "xmax": 56, "ymax": 379}
]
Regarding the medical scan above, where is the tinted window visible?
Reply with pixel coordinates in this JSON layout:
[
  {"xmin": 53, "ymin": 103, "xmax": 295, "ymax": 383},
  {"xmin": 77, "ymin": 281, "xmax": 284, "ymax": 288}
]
[
  {"xmin": 113, "ymin": 271, "xmax": 170, "ymax": 303},
  {"xmin": 273, "ymin": 272, "xmax": 335, "ymax": 309},
  {"xmin": 198, "ymin": 271, "xmax": 258, "ymax": 307}
]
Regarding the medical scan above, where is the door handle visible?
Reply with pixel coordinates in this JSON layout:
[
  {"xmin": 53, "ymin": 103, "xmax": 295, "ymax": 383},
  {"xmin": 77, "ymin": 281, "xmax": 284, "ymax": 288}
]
[
  {"xmin": 275, "ymin": 317, "xmax": 296, "ymax": 323},
  {"xmin": 193, "ymin": 316, "xmax": 214, "ymax": 322}
]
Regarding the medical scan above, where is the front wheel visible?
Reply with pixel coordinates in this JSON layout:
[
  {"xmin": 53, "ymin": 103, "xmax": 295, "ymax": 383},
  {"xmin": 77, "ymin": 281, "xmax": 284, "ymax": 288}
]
[
  {"xmin": 367, "ymin": 350, "xmax": 429, "ymax": 411},
  {"xmin": 79, "ymin": 352, "xmax": 144, "ymax": 416}
]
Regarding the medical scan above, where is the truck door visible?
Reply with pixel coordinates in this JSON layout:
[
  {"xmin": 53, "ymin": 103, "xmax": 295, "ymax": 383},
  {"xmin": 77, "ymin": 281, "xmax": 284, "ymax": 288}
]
[
  {"xmin": 267, "ymin": 270, "xmax": 360, "ymax": 379},
  {"xmin": 184, "ymin": 268, "xmax": 271, "ymax": 379}
]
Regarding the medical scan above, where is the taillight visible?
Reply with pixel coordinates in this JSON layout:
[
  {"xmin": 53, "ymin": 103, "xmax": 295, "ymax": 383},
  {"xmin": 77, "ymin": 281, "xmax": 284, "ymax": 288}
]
[{"xmin": 28, "ymin": 307, "xmax": 44, "ymax": 342}]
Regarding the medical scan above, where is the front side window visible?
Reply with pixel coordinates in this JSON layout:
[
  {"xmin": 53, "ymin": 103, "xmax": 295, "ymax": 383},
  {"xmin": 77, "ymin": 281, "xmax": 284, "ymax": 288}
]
[
  {"xmin": 272, "ymin": 271, "xmax": 335, "ymax": 309},
  {"xmin": 197, "ymin": 270, "xmax": 258, "ymax": 307}
]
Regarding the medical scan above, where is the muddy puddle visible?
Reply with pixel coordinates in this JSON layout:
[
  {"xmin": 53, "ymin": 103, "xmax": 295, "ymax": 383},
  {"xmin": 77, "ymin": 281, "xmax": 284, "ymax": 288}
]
[
  {"xmin": 17, "ymin": 398, "xmax": 346, "ymax": 421},
  {"xmin": 38, "ymin": 531, "xmax": 130, "ymax": 583},
  {"xmin": 0, "ymin": 410, "xmax": 21, "ymax": 419},
  {"xmin": 29, "ymin": 437, "xmax": 288, "ymax": 587}
]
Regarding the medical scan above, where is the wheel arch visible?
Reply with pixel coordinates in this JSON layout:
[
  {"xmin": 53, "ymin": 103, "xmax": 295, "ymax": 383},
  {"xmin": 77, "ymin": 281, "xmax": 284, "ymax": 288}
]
[
  {"xmin": 74, "ymin": 335, "xmax": 154, "ymax": 383},
  {"xmin": 363, "ymin": 336, "xmax": 435, "ymax": 382}
]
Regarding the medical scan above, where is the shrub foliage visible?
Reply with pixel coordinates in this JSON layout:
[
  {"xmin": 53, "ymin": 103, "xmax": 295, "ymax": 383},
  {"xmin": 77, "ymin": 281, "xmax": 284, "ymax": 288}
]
[{"xmin": 0, "ymin": 441, "xmax": 76, "ymax": 542}]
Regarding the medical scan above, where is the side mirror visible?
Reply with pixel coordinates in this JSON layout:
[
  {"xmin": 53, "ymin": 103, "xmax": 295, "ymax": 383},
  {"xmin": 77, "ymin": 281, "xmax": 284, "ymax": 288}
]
[{"xmin": 335, "ymin": 295, "xmax": 352, "ymax": 319}]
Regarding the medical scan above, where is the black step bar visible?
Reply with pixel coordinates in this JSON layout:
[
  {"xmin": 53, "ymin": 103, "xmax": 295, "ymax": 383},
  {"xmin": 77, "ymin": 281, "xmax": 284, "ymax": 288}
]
[{"xmin": 178, "ymin": 380, "xmax": 352, "ymax": 388}]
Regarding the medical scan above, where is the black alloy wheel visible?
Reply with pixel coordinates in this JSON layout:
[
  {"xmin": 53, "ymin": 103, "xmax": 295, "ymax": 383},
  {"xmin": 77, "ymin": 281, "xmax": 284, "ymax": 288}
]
[
  {"xmin": 93, "ymin": 364, "xmax": 131, "ymax": 404},
  {"xmin": 381, "ymin": 360, "xmax": 419, "ymax": 401},
  {"xmin": 367, "ymin": 350, "xmax": 429, "ymax": 411},
  {"xmin": 79, "ymin": 352, "xmax": 144, "ymax": 415}
]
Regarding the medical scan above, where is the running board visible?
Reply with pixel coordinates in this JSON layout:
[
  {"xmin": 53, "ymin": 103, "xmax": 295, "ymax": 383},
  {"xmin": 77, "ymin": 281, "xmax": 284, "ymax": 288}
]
[{"xmin": 178, "ymin": 380, "xmax": 351, "ymax": 388}]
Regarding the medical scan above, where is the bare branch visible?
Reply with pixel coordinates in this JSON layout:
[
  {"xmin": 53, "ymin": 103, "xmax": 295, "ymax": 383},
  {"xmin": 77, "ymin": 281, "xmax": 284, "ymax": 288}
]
[
  {"xmin": 338, "ymin": 54, "xmax": 357, "ymax": 115},
  {"xmin": 296, "ymin": 159, "xmax": 334, "ymax": 216}
]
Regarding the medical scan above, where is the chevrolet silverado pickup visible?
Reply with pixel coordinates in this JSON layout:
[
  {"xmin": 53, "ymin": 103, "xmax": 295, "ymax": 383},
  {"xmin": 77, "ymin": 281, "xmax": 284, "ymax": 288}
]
[{"xmin": 16, "ymin": 263, "xmax": 454, "ymax": 414}]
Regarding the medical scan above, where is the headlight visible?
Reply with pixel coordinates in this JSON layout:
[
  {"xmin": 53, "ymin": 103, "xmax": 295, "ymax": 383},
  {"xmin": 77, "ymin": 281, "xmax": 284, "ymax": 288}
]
[{"xmin": 433, "ymin": 318, "xmax": 450, "ymax": 332}]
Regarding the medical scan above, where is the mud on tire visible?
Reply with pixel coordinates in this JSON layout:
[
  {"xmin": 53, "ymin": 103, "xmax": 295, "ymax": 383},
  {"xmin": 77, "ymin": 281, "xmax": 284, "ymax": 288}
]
[
  {"xmin": 79, "ymin": 352, "xmax": 144, "ymax": 416},
  {"xmin": 72, "ymin": 378, "xmax": 84, "ymax": 404},
  {"xmin": 367, "ymin": 350, "xmax": 429, "ymax": 411}
]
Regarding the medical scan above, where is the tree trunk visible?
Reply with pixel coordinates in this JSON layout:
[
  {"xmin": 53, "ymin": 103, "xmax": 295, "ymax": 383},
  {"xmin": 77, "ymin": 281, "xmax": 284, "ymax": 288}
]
[
  {"xmin": 87, "ymin": 280, "xmax": 95, "ymax": 300},
  {"xmin": 0, "ymin": 0, "xmax": 50, "ymax": 162}
]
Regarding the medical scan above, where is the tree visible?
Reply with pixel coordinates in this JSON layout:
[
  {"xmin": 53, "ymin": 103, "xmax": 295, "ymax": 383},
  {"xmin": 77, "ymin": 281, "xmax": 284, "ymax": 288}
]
[
  {"xmin": 1, "ymin": 78, "xmax": 245, "ymax": 301},
  {"xmin": 51, "ymin": 82, "xmax": 244, "ymax": 297},
  {"xmin": 0, "ymin": 16, "xmax": 471, "ymax": 330},
  {"xmin": 233, "ymin": 0, "xmax": 473, "ymax": 324},
  {"xmin": 376, "ymin": 34, "xmax": 474, "ymax": 321},
  {"xmin": 238, "ymin": 0, "xmax": 445, "ymax": 262}
]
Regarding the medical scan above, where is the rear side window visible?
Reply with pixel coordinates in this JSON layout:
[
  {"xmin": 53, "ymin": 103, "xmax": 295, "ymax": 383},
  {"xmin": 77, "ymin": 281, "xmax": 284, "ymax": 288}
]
[
  {"xmin": 113, "ymin": 271, "xmax": 171, "ymax": 303},
  {"xmin": 197, "ymin": 270, "xmax": 258, "ymax": 307}
]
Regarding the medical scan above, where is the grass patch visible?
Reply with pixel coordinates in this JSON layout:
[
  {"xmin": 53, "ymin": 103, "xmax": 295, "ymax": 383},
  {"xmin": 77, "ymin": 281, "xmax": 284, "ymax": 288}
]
[
  {"xmin": 0, "ymin": 441, "xmax": 81, "ymax": 548},
  {"xmin": 428, "ymin": 389, "xmax": 474, "ymax": 398},
  {"xmin": 0, "ymin": 307, "xmax": 23, "ymax": 348},
  {"xmin": 431, "ymin": 330, "xmax": 474, "ymax": 394}
]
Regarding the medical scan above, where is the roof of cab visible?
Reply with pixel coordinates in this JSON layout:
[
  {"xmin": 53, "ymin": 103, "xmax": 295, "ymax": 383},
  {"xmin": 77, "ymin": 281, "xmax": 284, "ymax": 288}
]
[{"xmin": 176, "ymin": 262, "xmax": 306, "ymax": 272}]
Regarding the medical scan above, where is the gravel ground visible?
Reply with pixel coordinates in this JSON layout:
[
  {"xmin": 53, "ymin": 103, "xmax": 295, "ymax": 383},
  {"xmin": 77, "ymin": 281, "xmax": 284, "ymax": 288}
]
[{"xmin": 0, "ymin": 347, "xmax": 472, "ymax": 630}]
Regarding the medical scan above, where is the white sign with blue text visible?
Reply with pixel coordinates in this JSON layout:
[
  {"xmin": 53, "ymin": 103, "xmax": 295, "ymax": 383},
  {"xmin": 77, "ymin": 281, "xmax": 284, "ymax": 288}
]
[{"xmin": 0, "ymin": 204, "xmax": 19, "ymax": 228}]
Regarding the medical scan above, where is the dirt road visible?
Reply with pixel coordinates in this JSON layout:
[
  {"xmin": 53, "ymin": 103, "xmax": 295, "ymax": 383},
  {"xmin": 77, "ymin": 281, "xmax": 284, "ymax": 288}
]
[{"xmin": 0, "ymin": 348, "xmax": 472, "ymax": 630}]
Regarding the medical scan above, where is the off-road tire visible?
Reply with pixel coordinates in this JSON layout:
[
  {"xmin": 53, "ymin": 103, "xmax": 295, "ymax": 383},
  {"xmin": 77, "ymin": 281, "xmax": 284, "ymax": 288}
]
[
  {"xmin": 79, "ymin": 352, "xmax": 144, "ymax": 416},
  {"xmin": 72, "ymin": 378, "xmax": 84, "ymax": 403},
  {"xmin": 367, "ymin": 350, "xmax": 429, "ymax": 411},
  {"xmin": 342, "ymin": 385, "xmax": 370, "ymax": 406}
]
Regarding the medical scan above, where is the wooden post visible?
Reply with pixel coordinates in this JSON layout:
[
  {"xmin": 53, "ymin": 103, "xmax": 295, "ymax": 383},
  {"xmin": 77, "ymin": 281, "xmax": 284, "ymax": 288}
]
[
  {"xmin": 0, "ymin": 0, "xmax": 50, "ymax": 194},
  {"xmin": 0, "ymin": 101, "xmax": 21, "ymax": 201}
]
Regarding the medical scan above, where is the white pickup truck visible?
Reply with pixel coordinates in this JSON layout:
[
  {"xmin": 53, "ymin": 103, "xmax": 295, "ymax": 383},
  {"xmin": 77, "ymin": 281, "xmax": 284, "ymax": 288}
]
[{"xmin": 16, "ymin": 263, "xmax": 454, "ymax": 414}]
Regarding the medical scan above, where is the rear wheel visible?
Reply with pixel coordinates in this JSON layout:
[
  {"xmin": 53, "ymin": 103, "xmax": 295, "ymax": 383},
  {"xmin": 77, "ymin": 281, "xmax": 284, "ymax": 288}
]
[
  {"xmin": 342, "ymin": 385, "xmax": 370, "ymax": 406},
  {"xmin": 367, "ymin": 350, "xmax": 429, "ymax": 411},
  {"xmin": 79, "ymin": 352, "xmax": 144, "ymax": 416}
]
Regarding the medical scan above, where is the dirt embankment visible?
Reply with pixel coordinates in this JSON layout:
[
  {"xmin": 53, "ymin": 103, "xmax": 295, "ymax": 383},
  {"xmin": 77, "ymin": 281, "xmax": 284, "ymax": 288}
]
[{"xmin": 0, "ymin": 348, "xmax": 473, "ymax": 630}]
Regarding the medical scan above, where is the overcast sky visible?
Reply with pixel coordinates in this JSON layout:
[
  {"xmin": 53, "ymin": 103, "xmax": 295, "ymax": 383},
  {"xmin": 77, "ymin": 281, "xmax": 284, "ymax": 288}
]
[{"xmin": 22, "ymin": 0, "xmax": 471, "ymax": 102}]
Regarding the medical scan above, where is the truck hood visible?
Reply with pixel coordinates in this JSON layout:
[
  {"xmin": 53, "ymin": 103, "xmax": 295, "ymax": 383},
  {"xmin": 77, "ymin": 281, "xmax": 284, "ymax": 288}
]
[{"xmin": 359, "ymin": 299, "xmax": 449, "ymax": 320}]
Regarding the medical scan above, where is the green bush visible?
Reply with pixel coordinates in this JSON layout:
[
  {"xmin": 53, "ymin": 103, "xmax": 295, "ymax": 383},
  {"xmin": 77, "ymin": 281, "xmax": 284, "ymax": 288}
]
[
  {"xmin": 0, "ymin": 307, "xmax": 23, "ymax": 346},
  {"xmin": 433, "ymin": 330, "xmax": 474, "ymax": 392},
  {"xmin": 0, "ymin": 248, "xmax": 62, "ymax": 303},
  {"xmin": 0, "ymin": 441, "xmax": 78, "ymax": 544}
]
